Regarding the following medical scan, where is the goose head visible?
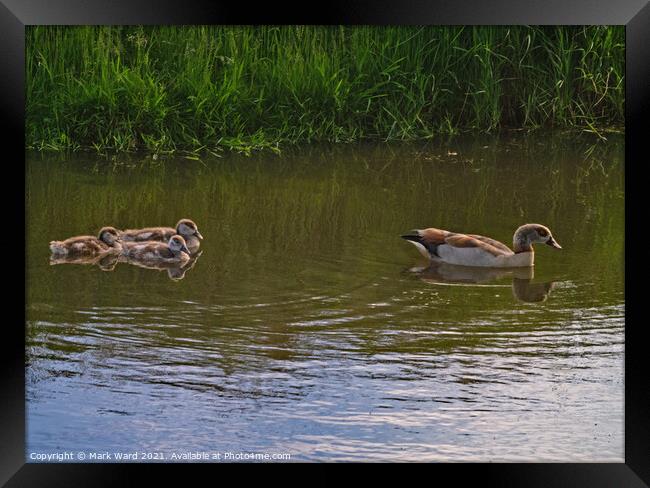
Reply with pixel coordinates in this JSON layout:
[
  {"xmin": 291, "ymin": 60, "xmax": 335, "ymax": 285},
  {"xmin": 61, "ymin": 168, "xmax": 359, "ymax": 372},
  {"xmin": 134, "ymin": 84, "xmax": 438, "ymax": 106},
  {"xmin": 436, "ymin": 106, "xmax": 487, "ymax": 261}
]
[
  {"xmin": 176, "ymin": 218, "xmax": 203, "ymax": 240},
  {"xmin": 513, "ymin": 224, "xmax": 561, "ymax": 253},
  {"xmin": 168, "ymin": 235, "xmax": 191, "ymax": 255},
  {"xmin": 98, "ymin": 227, "xmax": 121, "ymax": 246}
]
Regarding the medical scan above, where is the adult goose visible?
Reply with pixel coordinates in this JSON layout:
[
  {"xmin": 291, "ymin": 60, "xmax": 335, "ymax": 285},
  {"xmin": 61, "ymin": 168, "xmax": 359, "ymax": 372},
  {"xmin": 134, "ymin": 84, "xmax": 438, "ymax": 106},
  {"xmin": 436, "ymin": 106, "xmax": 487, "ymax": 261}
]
[{"xmin": 401, "ymin": 223, "xmax": 561, "ymax": 268}]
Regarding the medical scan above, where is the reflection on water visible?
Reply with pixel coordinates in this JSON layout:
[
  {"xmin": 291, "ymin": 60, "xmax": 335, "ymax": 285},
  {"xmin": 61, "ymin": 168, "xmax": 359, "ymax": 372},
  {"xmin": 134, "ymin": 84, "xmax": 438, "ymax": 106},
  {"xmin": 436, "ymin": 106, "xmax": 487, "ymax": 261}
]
[
  {"xmin": 407, "ymin": 263, "xmax": 556, "ymax": 303},
  {"xmin": 512, "ymin": 278, "xmax": 555, "ymax": 303},
  {"xmin": 49, "ymin": 250, "xmax": 203, "ymax": 280},
  {"xmin": 49, "ymin": 253, "xmax": 119, "ymax": 271},
  {"xmin": 26, "ymin": 134, "xmax": 624, "ymax": 462}
]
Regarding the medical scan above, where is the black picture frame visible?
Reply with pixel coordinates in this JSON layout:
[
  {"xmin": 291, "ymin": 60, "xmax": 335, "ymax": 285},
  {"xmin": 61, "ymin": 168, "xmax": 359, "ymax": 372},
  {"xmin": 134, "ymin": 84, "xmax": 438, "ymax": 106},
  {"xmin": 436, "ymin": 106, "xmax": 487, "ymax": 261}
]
[{"xmin": 2, "ymin": 0, "xmax": 648, "ymax": 485}]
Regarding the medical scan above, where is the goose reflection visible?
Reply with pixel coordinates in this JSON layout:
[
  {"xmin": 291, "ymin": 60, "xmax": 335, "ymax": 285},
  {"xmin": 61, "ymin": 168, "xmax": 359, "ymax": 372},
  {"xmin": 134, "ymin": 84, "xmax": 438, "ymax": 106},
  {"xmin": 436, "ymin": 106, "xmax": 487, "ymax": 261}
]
[
  {"xmin": 122, "ymin": 250, "xmax": 203, "ymax": 281},
  {"xmin": 49, "ymin": 252, "xmax": 120, "ymax": 272},
  {"xmin": 511, "ymin": 277, "xmax": 556, "ymax": 303},
  {"xmin": 50, "ymin": 250, "xmax": 203, "ymax": 280},
  {"xmin": 408, "ymin": 261, "xmax": 556, "ymax": 303}
]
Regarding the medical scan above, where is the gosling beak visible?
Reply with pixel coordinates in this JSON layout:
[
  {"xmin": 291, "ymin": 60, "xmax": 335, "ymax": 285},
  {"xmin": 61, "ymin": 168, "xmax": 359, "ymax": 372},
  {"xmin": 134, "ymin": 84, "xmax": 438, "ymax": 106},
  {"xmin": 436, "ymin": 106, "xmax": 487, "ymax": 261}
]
[
  {"xmin": 195, "ymin": 230, "xmax": 203, "ymax": 240},
  {"xmin": 182, "ymin": 244, "xmax": 191, "ymax": 254},
  {"xmin": 546, "ymin": 236, "xmax": 562, "ymax": 249}
]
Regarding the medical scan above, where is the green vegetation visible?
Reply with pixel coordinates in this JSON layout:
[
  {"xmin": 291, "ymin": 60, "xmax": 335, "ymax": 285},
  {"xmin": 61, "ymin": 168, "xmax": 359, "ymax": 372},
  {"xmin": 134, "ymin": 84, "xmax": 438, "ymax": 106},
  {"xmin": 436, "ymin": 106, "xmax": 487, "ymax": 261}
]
[{"xmin": 26, "ymin": 26, "xmax": 624, "ymax": 154}]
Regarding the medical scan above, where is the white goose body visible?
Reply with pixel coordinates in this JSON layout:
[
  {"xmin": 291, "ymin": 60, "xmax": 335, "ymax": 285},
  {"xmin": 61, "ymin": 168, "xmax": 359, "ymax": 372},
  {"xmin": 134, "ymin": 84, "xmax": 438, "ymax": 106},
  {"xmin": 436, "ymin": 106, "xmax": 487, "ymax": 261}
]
[
  {"xmin": 402, "ymin": 224, "xmax": 561, "ymax": 268},
  {"xmin": 435, "ymin": 244, "xmax": 533, "ymax": 268}
]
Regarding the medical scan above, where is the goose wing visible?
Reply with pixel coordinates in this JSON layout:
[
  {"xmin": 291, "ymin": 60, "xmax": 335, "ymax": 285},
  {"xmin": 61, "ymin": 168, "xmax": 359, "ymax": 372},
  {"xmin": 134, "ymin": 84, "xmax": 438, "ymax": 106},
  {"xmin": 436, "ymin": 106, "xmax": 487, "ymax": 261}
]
[
  {"xmin": 121, "ymin": 227, "xmax": 175, "ymax": 242},
  {"xmin": 467, "ymin": 234, "xmax": 514, "ymax": 255},
  {"xmin": 64, "ymin": 236, "xmax": 108, "ymax": 254},
  {"xmin": 444, "ymin": 233, "xmax": 513, "ymax": 257},
  {"xmin": 124, "ymin": 241, "xmax": 174, "ymax": 259}
]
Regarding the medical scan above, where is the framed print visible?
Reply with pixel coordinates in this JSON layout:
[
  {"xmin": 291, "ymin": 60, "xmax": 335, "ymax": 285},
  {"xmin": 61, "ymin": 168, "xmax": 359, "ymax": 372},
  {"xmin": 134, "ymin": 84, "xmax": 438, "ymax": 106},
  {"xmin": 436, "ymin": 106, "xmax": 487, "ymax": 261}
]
[{"xmin": 2, "ymin": 0, "xmax": 648, "ymax": 485}]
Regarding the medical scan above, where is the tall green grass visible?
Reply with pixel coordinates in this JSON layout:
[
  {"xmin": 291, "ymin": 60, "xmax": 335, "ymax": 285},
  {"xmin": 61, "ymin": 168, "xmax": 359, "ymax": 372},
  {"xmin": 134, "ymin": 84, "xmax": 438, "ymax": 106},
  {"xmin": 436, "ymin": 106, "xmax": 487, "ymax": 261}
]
[{"xmin": 26, "ymin": 26, "xmax": 625, "ymax": 153}]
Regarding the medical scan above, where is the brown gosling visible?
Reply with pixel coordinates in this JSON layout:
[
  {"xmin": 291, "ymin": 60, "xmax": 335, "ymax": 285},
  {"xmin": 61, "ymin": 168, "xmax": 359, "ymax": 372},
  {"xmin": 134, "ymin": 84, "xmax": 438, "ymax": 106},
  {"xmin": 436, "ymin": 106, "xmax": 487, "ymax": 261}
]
[
  {"xmin": 119, "ymin": 218, "xmax": 203, "ymax": 253},
  {"xmin": 121, "ymin": 234, "xmax": 191, "ymax": 264},
  {"xmin": 49, "ymin": 227, "xmax": 121, "ymax": 257}
]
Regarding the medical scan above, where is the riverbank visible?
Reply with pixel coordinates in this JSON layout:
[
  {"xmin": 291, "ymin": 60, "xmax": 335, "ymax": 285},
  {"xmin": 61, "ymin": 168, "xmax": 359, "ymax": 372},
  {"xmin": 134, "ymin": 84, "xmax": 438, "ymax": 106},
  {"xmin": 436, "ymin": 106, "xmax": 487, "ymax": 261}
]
[{"xmin": 26, "ymin": 26, "xmax": 624, "ymax": 154}]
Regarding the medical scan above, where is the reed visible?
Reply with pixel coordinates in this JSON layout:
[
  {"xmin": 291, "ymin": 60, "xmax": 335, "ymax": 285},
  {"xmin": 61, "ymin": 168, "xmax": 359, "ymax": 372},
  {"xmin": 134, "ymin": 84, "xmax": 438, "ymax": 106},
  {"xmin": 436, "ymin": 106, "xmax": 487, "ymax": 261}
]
[{"xmin": 26, "ymin": 26, "xmax": 625, "ymax": 153}]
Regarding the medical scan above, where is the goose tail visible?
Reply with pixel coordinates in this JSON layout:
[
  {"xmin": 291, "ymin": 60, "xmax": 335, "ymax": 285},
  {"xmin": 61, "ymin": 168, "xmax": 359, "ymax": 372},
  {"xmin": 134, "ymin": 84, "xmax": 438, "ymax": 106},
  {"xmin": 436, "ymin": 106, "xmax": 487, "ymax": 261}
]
[
  {"xmin": 49, "ymin": 241, "xmax": 68, "ymax": 256},
  {"xmin": 400, "ymin": 230, "xmax": 433, "ymax": 260},
  {"xmin": 400, "ymin": 229, "xmax": 423, "ymax": 243}
]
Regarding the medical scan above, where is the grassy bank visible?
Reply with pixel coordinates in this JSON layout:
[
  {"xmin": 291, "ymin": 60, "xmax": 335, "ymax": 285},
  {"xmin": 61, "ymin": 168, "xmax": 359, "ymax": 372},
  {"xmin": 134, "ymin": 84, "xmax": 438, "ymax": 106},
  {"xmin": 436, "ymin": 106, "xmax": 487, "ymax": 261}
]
[{"xmin": 26, "ymin": 26, "xmax": 624, "ymax": 154}]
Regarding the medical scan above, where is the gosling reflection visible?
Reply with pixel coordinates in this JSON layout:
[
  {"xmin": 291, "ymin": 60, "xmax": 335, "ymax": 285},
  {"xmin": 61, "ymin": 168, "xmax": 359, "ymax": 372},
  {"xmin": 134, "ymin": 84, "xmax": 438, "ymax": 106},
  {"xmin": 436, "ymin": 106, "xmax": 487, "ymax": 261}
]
[
  {"xmin": 408, "ymin": 262, "xmax": 556, "ymax": 303},
  {"xmin": 49, "ymin": 252, "xmax": 120, "ymax": 272},
  {"xmin": 123, "ymin": 250, "xmax": 203, "ymax": 281},
  {"xmin": 50, "ymin": 250, "xmax": 203, "ymax": 280}
]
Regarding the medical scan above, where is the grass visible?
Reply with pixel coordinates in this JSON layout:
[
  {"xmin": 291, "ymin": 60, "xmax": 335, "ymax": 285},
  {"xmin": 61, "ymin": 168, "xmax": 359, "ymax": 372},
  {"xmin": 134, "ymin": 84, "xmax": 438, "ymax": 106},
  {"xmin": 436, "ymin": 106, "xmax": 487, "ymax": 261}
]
[{"xmin": 26, "ymin": 26, "xmax": 625, "ymax": 154}]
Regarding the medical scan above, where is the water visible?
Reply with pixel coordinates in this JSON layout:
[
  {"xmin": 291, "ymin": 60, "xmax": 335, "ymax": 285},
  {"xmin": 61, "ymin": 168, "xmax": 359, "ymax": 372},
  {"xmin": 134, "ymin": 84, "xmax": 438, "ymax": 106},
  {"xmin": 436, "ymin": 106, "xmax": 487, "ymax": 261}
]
[{"xmin": 26, "ymin": 134, "xmax": 624, "ymax": 462}]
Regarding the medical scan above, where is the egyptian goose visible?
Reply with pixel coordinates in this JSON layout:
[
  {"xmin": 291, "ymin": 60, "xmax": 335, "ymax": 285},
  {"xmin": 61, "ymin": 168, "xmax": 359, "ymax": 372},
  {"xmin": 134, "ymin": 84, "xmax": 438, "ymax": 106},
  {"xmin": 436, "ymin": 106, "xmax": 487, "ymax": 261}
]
[
  {"xmin": 401, "ymin": 223, "xmax": 561, "ymax": 267},
  {"xmin": 119, "ymin": 218, "xmax": 203, "ymax": 253},
  {"xmin": 49, "ymin": 227, "xmax": 121, "ymax": 257}
]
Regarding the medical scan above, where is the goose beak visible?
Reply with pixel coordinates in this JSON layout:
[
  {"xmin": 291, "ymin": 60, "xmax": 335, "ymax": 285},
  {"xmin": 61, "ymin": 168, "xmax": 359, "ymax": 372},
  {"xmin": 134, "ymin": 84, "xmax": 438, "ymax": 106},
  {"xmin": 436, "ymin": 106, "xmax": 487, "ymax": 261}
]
[
  {"xmin": 195, "ymin": 230, "xmax": 203, "ymax": 240},
  {"xmin": 547, "ymin": 237, "xmax": 562, "ymax": 249},
  {"xmin": 182, "ymin": 244, "xmax": 191, "ymax": 254}
]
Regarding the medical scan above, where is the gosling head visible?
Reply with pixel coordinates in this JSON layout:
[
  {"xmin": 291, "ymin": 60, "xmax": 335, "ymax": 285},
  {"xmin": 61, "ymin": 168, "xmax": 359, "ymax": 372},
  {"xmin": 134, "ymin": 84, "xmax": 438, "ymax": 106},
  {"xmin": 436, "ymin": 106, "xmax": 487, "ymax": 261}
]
[
  {"xmin": 514, "ymin": 224, "xmax": 562, "ymax": 252},
  {"xmin": 168, "ymin": 235, "xmax": 191, "ymax": 255},
  {"xmin": 98, "ymin": 227, "xmax": 121, "ymax": 246},
  {"xmin": 176, "ymin": 218, "xmax": 203, "ymax": 240}
]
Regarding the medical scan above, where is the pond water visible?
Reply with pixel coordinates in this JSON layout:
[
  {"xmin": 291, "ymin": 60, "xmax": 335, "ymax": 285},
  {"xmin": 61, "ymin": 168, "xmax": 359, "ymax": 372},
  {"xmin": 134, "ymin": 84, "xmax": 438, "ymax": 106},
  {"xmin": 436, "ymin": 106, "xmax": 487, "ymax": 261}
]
[{"xmin": 26, "ymin": 134, "xmax": 624, "ymax": 462}]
